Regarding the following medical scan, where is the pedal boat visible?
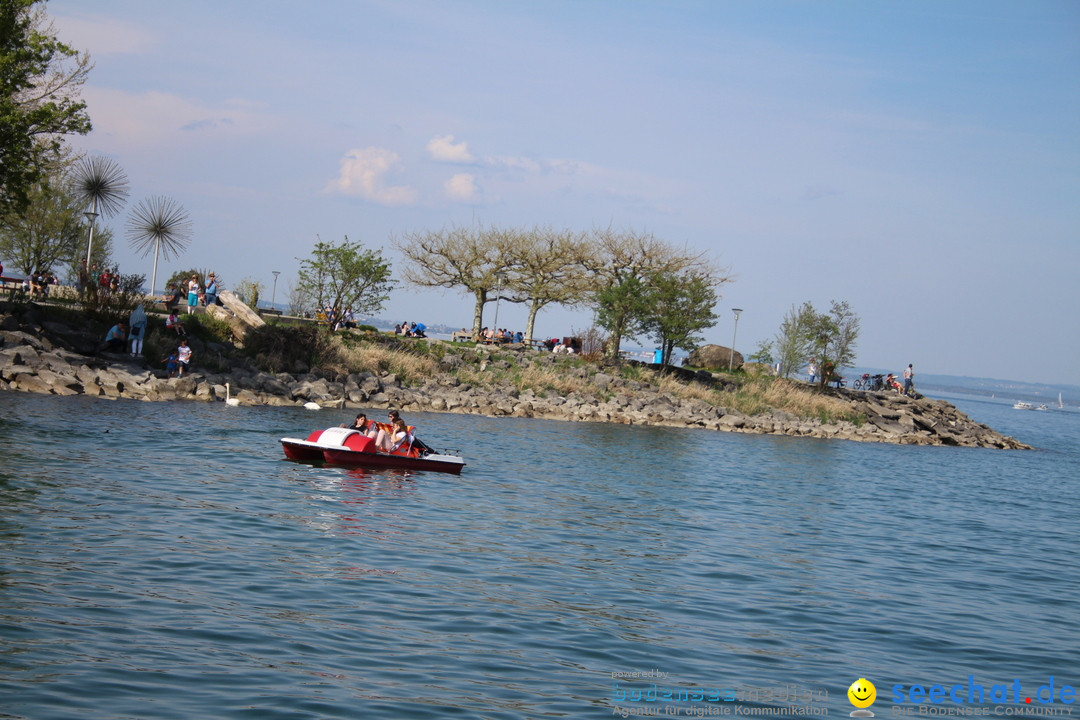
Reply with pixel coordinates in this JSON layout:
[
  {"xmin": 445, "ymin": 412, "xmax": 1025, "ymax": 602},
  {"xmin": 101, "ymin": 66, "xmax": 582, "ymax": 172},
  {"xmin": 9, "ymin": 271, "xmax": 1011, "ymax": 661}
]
[{"xmin": 280, "ymin": 427, "xmax": 465, "ymax": 475}]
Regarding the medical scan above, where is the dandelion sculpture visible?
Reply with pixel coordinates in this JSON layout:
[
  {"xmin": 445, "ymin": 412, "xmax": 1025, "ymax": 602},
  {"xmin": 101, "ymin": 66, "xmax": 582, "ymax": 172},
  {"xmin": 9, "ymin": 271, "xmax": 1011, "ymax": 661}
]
[
  {"xmin": 73, "ymin": 156, "xmax": 130, "ymax": 266},
  {"xmin": 126, "ymin": 196, "xmax": 193, "ymax": 295}
]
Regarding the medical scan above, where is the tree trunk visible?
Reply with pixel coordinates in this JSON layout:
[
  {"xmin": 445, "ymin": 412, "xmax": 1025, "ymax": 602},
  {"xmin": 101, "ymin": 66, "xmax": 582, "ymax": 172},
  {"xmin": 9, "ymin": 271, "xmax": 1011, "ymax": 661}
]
[
  {"xmin": 524, "ymin": 299, "xmax": 543, "ymax": 344},
  {"xmin": 471, "ymin": 288, "xmax": 487, "ymax": 338},
  {"xmin": 604, "ymin": 327, "xmax": 624, "ymax": 359}
]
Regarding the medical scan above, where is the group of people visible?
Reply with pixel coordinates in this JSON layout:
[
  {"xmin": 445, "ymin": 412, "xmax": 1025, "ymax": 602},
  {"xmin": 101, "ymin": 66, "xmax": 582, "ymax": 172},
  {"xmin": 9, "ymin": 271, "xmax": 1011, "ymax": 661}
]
[
  {"xmin": 808, "ymin": 358, "xmax": 915, "ymax": 393},
  {"xmin": 161, "ymin": 273, "xmax": 220, "ymax": 315},
  {"xmin": 479, "ymin": 327, "xmax": 522, "ymax": 344},
  {"xmin": 103, "ymin": 304, "xmax": 149, "ymax": 357},
  {"xmin": 549, "ymin": 338, "xmax": 576, "ymax": 354},
  {"xmin": 395, "ymin": 321, "xmax": 426, "ymax": 337},
  {"xmin": 316, "ymin": 306, "xmax": 357, "ymax": 331},
  {"xmin": 189, "ymin": 273, "xmax": 219, "ymax": 314},
  {"xmin": 163, "ymin": 340, "xmax": 192, "ymax": 378},
  {"xmin": 3, "ymin": 262, "xmax": 133, "ymax": 300},
  {"xmin": 5, "ymin": 266, "xmax": 58, "ymax": 298},
  {"xmin": 100, "ymin": 303, "xmax": 193, "ymax": 378},
  {"xmin": 887, "ymin": 365, "xmax": 916, "ymax": 394},
  {"xmin": 340, "ymin": 409, "xmax": 420, "ymax": 454},
  {"xmin": 806, "ymin": 358, "xmax": 843, "ymax": 387},
  {"xmin": 75, "ymin": 261, "xmax": 123, "ymax": 295},
  {"xmin": 27, "ymin": 271, "xmax": 58, "ymax": 299}
]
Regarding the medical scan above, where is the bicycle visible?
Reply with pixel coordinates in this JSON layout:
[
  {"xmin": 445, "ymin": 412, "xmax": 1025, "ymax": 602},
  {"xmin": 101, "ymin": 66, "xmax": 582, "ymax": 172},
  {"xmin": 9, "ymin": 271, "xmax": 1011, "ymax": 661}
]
[{"xmin": 853, "ymin": 373, "xmax": 885, "ymax": 391}]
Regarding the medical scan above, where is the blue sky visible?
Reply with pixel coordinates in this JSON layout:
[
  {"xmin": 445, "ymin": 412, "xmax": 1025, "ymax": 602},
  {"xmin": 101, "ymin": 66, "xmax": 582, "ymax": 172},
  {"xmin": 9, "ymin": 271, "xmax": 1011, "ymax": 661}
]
[{"xmin": 48, "ymin": 0, "xmax": 1079, "ymax": 385}]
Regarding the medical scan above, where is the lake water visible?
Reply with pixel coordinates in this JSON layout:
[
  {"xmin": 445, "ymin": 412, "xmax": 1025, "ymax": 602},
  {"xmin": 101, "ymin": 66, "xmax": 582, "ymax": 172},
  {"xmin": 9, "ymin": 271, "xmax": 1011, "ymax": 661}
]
[{"xmin": 1, "ymin": 392, "xmax": 1077, "ymax": 719}]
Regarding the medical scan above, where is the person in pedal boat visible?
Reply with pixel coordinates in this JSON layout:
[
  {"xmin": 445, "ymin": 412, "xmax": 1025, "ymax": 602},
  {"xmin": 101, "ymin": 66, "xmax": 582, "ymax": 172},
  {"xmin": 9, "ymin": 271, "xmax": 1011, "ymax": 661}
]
[
  {"xmin": 341, "ymin": 412, "xmax": 378, "ymax": 439},
  {"xmin": 374, "ymin": 417, "xmax": 412, "ymax": 453}
]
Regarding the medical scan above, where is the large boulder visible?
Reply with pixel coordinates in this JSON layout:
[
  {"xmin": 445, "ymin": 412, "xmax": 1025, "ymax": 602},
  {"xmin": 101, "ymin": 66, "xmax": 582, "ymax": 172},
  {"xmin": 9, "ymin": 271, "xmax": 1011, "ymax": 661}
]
[
  {"xmin": 687, "ymin": 344, "xmax": 743, "ymax": 371},
  {"xmin": 208, "ymin": 290, "xmax": 266, "ymax": 341}
]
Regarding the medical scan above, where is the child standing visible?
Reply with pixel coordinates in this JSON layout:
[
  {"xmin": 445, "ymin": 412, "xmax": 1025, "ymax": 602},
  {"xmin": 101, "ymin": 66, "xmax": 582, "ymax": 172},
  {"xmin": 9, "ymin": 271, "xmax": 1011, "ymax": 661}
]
[
  {"xmin": 176, "ymin": 340, "xmax": 192, "ymax": 377},
  {"xmin": 164, "ymin": 351, "xmax": 179, "ymax": 378}
]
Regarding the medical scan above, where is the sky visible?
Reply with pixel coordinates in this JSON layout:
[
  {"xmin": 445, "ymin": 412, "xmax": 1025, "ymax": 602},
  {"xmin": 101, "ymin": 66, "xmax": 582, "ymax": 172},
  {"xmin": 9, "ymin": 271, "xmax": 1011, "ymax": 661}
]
[{"xmin": 45, "ymin": 0, "xmax": 1079, "ymax": 385}]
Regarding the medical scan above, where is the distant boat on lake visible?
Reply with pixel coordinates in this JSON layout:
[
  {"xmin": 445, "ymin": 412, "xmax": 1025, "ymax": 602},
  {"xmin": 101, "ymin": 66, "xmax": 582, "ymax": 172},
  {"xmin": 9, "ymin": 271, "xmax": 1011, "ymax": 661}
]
[{"xmin": 1013, "ymin": 401, "xmax": 1033, "ymax": 410}]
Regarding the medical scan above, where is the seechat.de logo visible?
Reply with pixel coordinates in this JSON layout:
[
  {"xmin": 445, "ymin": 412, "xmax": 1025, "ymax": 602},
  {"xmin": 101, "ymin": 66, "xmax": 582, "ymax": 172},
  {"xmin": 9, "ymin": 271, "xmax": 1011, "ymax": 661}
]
[{"xmin": 890, "ymin": 677, "xmax": 1077, "ymax": 706}]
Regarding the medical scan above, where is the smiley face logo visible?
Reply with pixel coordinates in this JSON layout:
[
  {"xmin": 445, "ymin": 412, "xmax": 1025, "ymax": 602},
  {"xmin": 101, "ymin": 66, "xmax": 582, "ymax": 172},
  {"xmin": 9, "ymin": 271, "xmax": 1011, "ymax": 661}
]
[{"xmin": 848, "ymin": 678, "xmax": 877, "ymax": 709}]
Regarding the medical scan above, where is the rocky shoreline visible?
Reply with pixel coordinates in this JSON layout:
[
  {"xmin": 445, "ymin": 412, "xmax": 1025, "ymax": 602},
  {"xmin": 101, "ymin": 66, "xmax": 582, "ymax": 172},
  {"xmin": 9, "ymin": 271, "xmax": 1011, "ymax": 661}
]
[{"xmin": 0, "ymin": 307, "xmax": 1031, "ymax": 450}]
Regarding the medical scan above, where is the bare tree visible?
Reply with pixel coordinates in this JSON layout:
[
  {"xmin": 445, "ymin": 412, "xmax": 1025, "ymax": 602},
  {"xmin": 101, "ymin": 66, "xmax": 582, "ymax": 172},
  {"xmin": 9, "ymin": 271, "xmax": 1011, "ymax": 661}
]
[
  {"xmin": 394, "ymin": 224, "xmax": 505, "ymax": 337},
  {"xmin": 497, "ymin": 227, "xmax": 591, "ymax": 342}
]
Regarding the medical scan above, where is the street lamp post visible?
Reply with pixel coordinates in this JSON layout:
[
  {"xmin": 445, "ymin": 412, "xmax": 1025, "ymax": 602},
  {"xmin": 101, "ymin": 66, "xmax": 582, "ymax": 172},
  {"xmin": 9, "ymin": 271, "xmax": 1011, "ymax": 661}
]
[
  {"xmin": 492, "ymin": 272, "xmax": 505, "ymax": 332},
  {"xmin": 83, "ymin": 209, "xmax": 99, "ymax": 267},
  {"xmin": 729, "ymin": 308, "xmax": 743, "ymax": 371},
  {"xmin": 271, "ymin": 271, "xmax": 280, "ymax": 310}
]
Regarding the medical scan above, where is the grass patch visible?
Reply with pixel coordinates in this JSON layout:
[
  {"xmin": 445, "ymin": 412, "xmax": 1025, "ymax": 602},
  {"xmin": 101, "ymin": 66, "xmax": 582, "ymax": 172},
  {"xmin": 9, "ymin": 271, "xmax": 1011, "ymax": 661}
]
[{"xmin": 647, "ymin": 370, "xmax": 857, "ymax": 422}]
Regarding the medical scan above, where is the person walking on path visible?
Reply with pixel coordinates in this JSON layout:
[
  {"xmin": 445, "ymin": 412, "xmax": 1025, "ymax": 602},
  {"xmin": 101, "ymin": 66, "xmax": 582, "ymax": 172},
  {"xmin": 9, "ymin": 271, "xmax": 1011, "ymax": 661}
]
[
  {"xmin": 808, "ymin": 359, "xmax": 817, "ymax": 384},
  {"xmin": 903, "ymin": 364, "xmax": 914, "ymax": 392}
]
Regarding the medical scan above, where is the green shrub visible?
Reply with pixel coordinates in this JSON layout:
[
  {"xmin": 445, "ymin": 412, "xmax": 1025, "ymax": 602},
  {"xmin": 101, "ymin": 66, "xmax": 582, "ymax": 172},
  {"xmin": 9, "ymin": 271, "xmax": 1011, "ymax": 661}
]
[
  {"xmin": 244, "ymin": 324, "xmax": 339, "ymax": 373},
  {"xmin": 78, "ymin": 273, "xmax": 146, "ymax": 326},
  {"xmin": 185, "ymin": 313, "xmax": 233, "ymax": 344}
]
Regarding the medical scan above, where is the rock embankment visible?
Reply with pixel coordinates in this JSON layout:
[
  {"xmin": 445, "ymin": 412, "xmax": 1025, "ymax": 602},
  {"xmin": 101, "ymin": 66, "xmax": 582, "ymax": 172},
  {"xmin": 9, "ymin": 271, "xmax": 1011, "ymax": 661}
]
[{"xmin": 0, "ymin": 310, "xmax": 1030, "ymax": 450}]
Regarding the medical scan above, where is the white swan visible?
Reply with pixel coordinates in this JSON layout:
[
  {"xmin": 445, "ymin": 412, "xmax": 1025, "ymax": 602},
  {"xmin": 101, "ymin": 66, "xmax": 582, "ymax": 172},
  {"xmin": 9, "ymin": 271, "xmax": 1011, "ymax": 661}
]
[
  {"xmin": 303, "ymin": 401, "xmax": 322, "ymax": 410},
  {"xmin": 224, "ymin": 383, "xmax": 240, "ymax": 406}
]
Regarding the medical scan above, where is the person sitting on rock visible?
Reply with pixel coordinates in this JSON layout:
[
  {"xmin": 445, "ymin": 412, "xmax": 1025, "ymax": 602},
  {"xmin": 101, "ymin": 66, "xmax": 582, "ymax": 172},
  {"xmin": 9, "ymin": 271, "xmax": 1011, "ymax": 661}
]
[
  {"xmin": 163, "ymin": 283, "xmax": 182, "ymax": 309},
  {"xmin": 104, "ymin": 322, "xmax": 128, "ymax": 352},
  {"xmin": 29, "ymin": 271, "xmax": 46, "ymax": 299},
  {"xmin": 166, "ymin": 311, "xmax": 186, "ymax": 336}
]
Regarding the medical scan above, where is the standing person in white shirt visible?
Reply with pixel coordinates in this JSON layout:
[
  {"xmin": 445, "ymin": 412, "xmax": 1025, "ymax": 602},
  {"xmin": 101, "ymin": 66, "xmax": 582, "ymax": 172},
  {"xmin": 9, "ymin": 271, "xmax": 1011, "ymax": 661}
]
[{"xmin": 177, "ymin": 340, "xmax": 193, "ymax": 377}]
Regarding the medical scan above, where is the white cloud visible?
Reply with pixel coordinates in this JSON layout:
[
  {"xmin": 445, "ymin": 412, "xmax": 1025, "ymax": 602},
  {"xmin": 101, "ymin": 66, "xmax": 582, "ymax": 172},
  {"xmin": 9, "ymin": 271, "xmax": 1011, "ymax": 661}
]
[
  {"xmin": 444, "ymin": 173, "xmax": 478, "ymax": 201},
  {"xmin": 426, "ymin": 134, "xmax": 475, "ymax": 163},
  {"xmin": 324, "ymin": 147, "xmax": 417, "ymax": 206},
  {"xmin": 52, "ymin": 13, "xmax": 156, "ymax": 55}
]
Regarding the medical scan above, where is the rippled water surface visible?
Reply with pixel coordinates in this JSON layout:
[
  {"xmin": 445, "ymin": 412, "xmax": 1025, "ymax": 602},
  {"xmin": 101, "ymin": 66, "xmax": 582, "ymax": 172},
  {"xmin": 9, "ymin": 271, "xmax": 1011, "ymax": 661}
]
[{"xmin": 1, "ymin": 393, "xmax": 1077, "ymax": 719}]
